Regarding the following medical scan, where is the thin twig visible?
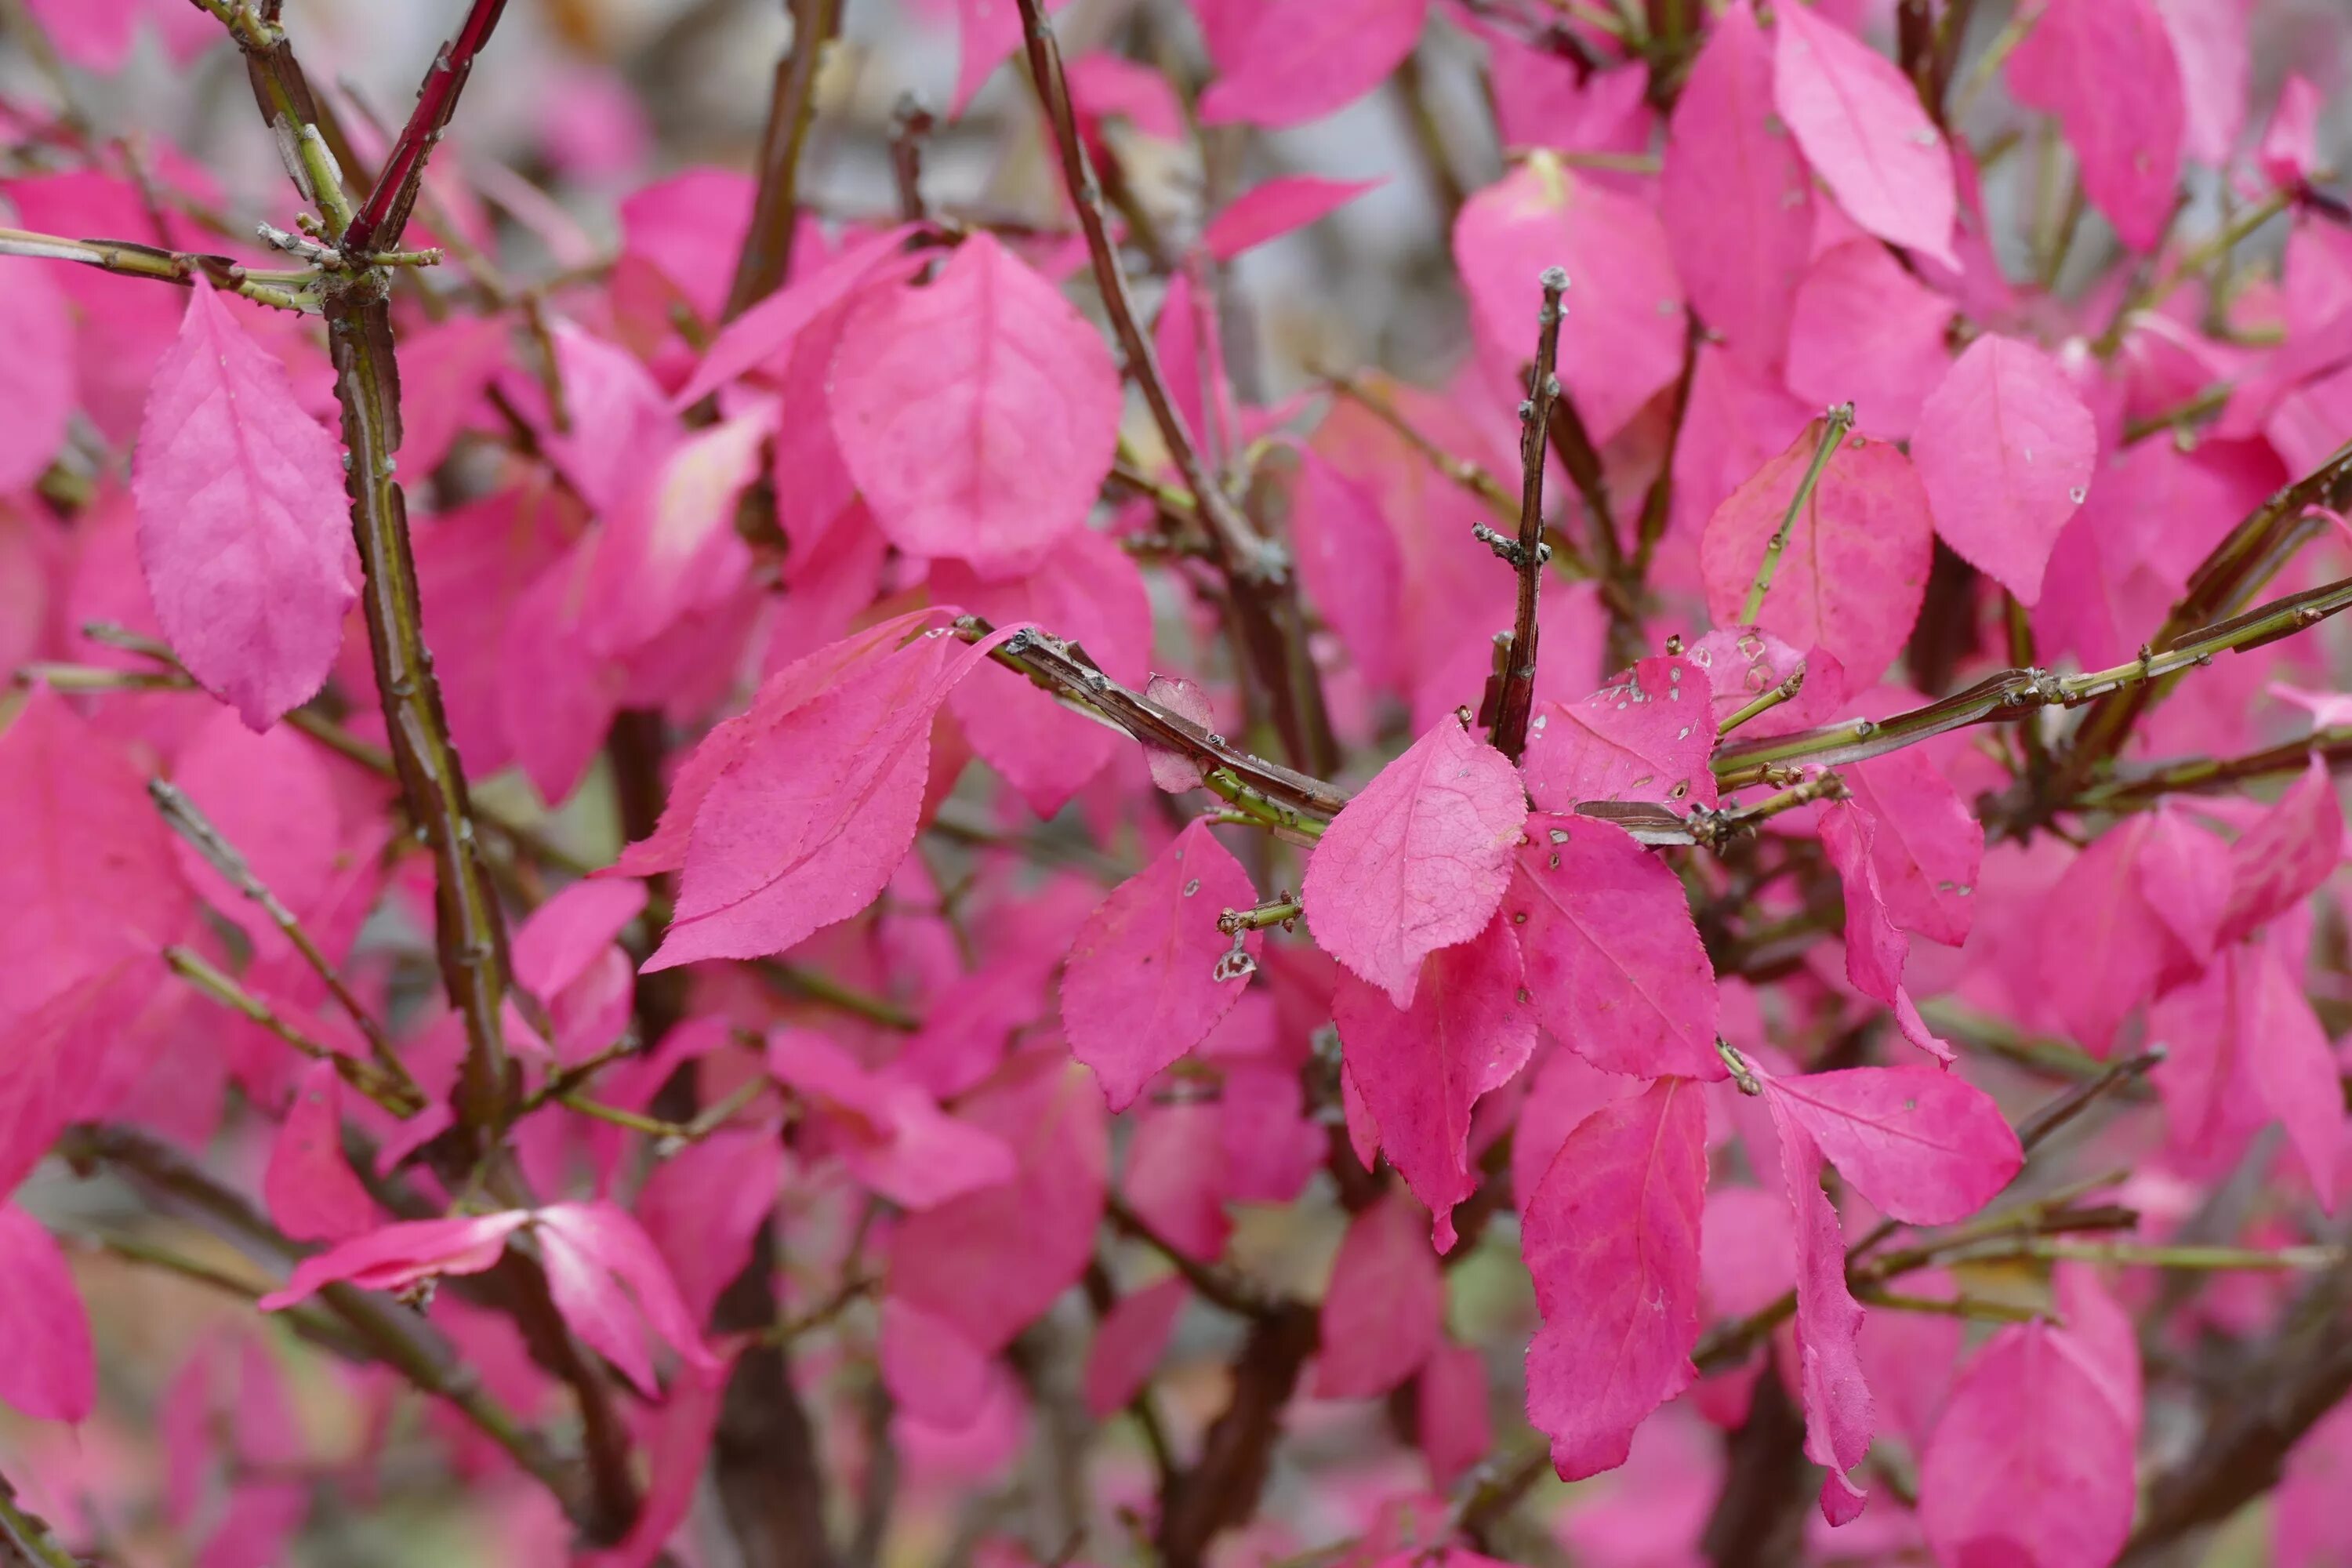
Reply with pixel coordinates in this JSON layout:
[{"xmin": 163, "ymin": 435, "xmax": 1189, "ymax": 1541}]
[
  {"xmin": 1742, "ymin": 405, "xmax": 1853, "ymax": 625},
  {"xmin": 725, "ymin": 0, "xmax": 840, "ymax": 318},
  {"xmin": 1488, "ymin": 267, "xmax": 1569, "ymax": 762},
  {"xmin": 340, "ymin": 0, "xmax": 509, "ymax": 254}
]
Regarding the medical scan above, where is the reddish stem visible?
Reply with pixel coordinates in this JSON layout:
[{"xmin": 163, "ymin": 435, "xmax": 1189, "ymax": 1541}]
[{"xmin": 342, "ymin": 0, "xmax": 510, "ymax": 255}]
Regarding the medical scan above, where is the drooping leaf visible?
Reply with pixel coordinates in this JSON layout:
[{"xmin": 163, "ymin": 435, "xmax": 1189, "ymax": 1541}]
[
  {"xmin": 1333, "ymin": 913, "xmax": 1535, "ymax": 1250},
  {"xmin": 1771, "ymin": 1, "xmax": 1958, "ymax": 267},
  {"xmin": 2217, "ymin": 756, "xmax": 2343, "ymax": 946},
  {"xmin": 671, "ymin": 223, "xmax": 925, "ymax": 408},
  {"xmin": 1700, "ymin": 418, "xmax": 1935, "ymax": 694},
  {"xmin": 1912, "ymin": 334, "xmax": 2099, "ymax": 604},
  {"xmin": 1817, "ymin": 799, "xmax": 1957, "ymax": 1064},
  {"xmin": 1082, "ymin": 1276, "xmax": 1187, "ymax": 1419},
  {"xmin": 131, "ymin": 278, "xmax": 357, "ymax": 730},
  {"xmin": 0, "ymin": 1203, "xmax": 93, "ymax": 1423},
  {"xmin": 1290, "ymin": 445, "xmax": 1407, "ymax": 694},
  {"xmin": 1316, "ymin": 1190, "xmax": 1444, "ymax": 1399},
  {"xmin": 259, "ymin": 1212, "xmax": 532, "ymax": 1310},
  {"xmin": 1302, "ymin": 714, "xmax": 1528, "ymax": 1007},
  {"xmin": 767, "ymin": 1029, "xmax": 1016, "ymax": 1210},
  {"xmin": 1520, "ymin": 655, "xmax": 1719, "ymax": 815},
  {"xmin": 1196, "ymin": 0, "xmax": 1429, "ymax": 129},
  {"xmin": 1522, "ymin": 1076, "xmax": 1706, "ymax": 1480},
  {"xmin": 2036, "ymin": 815, "xmax": 2194, "ymax": 1056},
  {"xmin": 263, "ymin": 1060, "xmax": 379, "ymax": 1243},
  {"xmin": 1767, "ymin": 1095, "xmax": 1875, "ymax": 1526},
  {"xmin": 2008, "ymin": 0, "xmax": 2187, "ymax": 251},
  {"xmin": 1418, "ymin": 1339, "xmax": 1494, "ymax": 1490},
  {"xmin": 1843, "ymin": 750, "xmax": 1984, "ymax": 949},
  {"xmin": 1063, "ymin": 821, "xmax": 1261, "ymax": 1111},
  {"xmin": 1506, "ymin": 815, "xmax": 1722, "ymax": 1080},
  {"xmin": 0, "ymin": 256, "xmax": 75, "ymax": 493},
  {"xmin": 535, "ymin": 1202, "xmax": 722, "ymax": 1399},
  {"xmin": 829, "ymin": 233, "xmax": 1121, "ymax": 572},
  {"xmin": 1203, "ymin": 176, "xmax": 1386, "ymax": 260},
  {"xmin": 1756, "ymin": 1063, "xmax": 2022, "ymax": 1226},
  {"xmin": 2236, "ymin": 937, "xmax": 2346, "ymax": 1214},
  {"xmin": 1659, "ymin": 1, "xmax": 1811, "ymax": 372}
]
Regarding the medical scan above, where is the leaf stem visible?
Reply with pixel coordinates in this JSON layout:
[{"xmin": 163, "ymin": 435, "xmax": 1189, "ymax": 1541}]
[{"xmin": 1741, "ymin": 405, "xmax": 1853, "ymax": 626}]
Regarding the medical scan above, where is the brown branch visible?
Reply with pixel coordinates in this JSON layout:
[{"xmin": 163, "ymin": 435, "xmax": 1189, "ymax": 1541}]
[
  {"xmin": 2076, "ymin": 725, "xmax": 2352, "ymax": 813},
  {"xmin": 340, "ymin": 0, "xmax": 509, "ymax": 254},
  {"xmin": 712, "ymin": 1224, "xmax": 837, "ymax": 1568},
  {"xmin": 1486, "ymin": 267, "xmax": 1567, "ymax": 763},
  {"xmin": 1700, "ymin": 1357, "xmax": 1811, "ymax": 1568},
  {"xmin": 724, "ymin": 0, "xmax": 841, "ymax": 320},
  {"xmin": 1156, "ymin": 1301, "xmax": 1319, "ymax": 1568}
]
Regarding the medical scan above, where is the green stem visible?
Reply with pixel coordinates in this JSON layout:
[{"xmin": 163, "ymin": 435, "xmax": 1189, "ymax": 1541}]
[
  {"xmin": 0, "ymin": 225, "xmax": 317, "ymax": 310},
  {"xmin": 1742, "ymin": 405, "xmax": 1853, "ymax": 625}
]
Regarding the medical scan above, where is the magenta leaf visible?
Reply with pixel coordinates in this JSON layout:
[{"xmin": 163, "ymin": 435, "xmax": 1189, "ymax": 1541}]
[
  {"xmin": 1332, "ymin": 914, "xmax": 1535, "ymax": 1250},
  {"xmin": 1301, "ymin": 713, "xmax": 1528, "ymax": 1007},
  {"xmin": 535, "ymin": 1201, "xmax": 722, "ymax": 1398},
  {"xmin": 2216, "ymin": 755, "xmax": 2343, "ymax": 946},
  {"xmin": 2237, "ymin": 938, "xmax": 2345, "ymax": 1214},
  {"xmin": 1506, "ymin": 815, "xmax": 1722, "ymax": 1081},
  {"xmin": 646, "ymin": 622, "xmax": 1019, "ymax": 968},
  {"xmin": 1290, "ymin": 445, "xmax": 1407, "ymax": 695},
  {"xmin": 1768, "ymin": 1098, "xmax": 1875, "ymax": 1526},
  {"xmin": 1844, "ymin": 750, "xmax": 1984, "ymax": 949},
  {"xmin": 1817, "ymin": 799, "xmax": 1956, "ymax": 1065},
  {"xmin": 259, "ymin": 1212, "xmax": 532, "ymax": 1311},
  {"xmin": 1196, "ymin": 0, "xmax": 1428, "ymax": 129},
  {"xmin": 1081, "ymin": 1276, "xmax": 1187, "ymax": 1419},
  {"xmin": 829, "ymin": 232, "xmax": 1121, "ymax": 572},
  {"xmin": 1912, "ymin": 334, "xmax": 2099, "ymax": 605},
  {"xmin": 1918, "ymin": 1315, "xmax": 2137, "ymax": 1568},
  {"xmin": 131, "ymin": 278, "xmax": 357, "ymax": 730},
  {"xmin": 1522, "ymin": 1076, "xmax": 1706, "ymax": 1481},
  {"xmin": 670, "ymin": 223, "xmax": 925, "ymax": 408},
  {"xmin": 1142, "ymin": 673, "xmax": 1216, "ymax": 794},
  {"xmin": 263, "ymin": 1060, "xmax": 379, "ymax": 1243},
  {"xmin": 0, "ymin": 1203, "xmax": 93, "ymax": 1423},
  {"xmin": 2008, "ymin": 0, "xmax": 2187, "ymax": 252},
  {"xmin": 1520, "ymin": 655, "xmax": 1719, "ymax": 815},
  {"xmin": 1063, "ymin": 820, "xmax": 1261, "ymax": 1110},
  {"xmin": 1203, "ymin": 176, "xmax": 1385, "ymax": 260},
  {"xmin": 1700, "ymin": 418, "xmax": 1936, "ymax": 694},
  {"xmin": 1786, "ymin": 239, "xmax": 1958, "ymax": 444},
  {"xmin": 767, "ymin": 1029, "xmax": 1016, "ymax": 1210},
  {"xmin": 0, "ymin": 256, "xmax": 75, "ymax": 492},
  {"xmin": 1756, "ymin": 1063, "xmax": 2023, "ymax": 1226},
  {"xmin": 1659, "ymin": 1, "xmax": 1810, "ymax": 373},
  {"xmin": 1315, "ymin": 1190, "xmax": 1444, "ymax": 1399},
  {"xmin": 1771, "ymin": 1, "xmax": 1958, "ymax": 267}
]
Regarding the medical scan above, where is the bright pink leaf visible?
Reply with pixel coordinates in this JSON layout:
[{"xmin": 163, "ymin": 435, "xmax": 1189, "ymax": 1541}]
[
  {"xmin": 1785, "ymin": 240, "xmax": 1958, "ymax": 444},
  {"xmin": 2037, "ymin": 815, "xmax": 2189, "ymax": 1056},
  {"xmin": 0, "ymin": 1203, "xmax": 93, "ymax": 1423},
  {"xmin": 1454, "ymin": 161, "xmax": 1688, "ymax": 445},
  {"xmin": 1772, "ymin": 1, "xmax": 1956, "ymax": 266},
  {"xmin": 513, "ymin": 880, "xmax": 648, "ymax": 1007},
  {"xmin": 1291, "ymin": 446, "xmax": 1406, "ymax": 693},
  {"xmin": 1506, "ymin": 815, "xmax": 1722, "ymax": 1081},
  {"xmin": 1203, "ymin": 176, "xmax": 1385, "ymax": 260},
  {"xmin": 131, "ymin": 278, "xmax": 356, "ymax": 730},
  {"xmin": 829, "ymin": 233, "xmax": 1120, "ymax": 572},
  {"xmin": 2277, "ymin": 1399, "xmax": 2352, "ymax": 1568},
  {"xmin": 951, "ymin": 0, "xmax": 1076, "ymax": 114},
  {"xmin": 1196, "ymin": 0, "xmax": 1428, "ymax": 129},
  {"xmin": 1333, "ymin": 914, "xmax": 1535, "ymax": 1250},
  {"xmin": 536, "ymin": 1202, "xmax": 720, "ymax": 1398},
  {"xmin": 1912, "ymin": 334, "xmax": 2097, "ymax": 604},
  {"xmin": 1064, "ymin": 821, "xmax": 1260, "ymax": 1110},
  {"xmin": 1522, "ymin": 1077, "xmax": 1706, "ymax": 1480},
  {"xmin": 1417, "ymin": 1340, "xmax": 1493, "ymax": 1490},
  {"xmin": 2158, "ymin": 0, "xmax": 2249, "ymax": 167},
  {"xmin": 671, "ymin": 224, "xmax": 924, "ymax": 408},
  {"xmin": 1767, "ymin": 1098, "xmax": 1874, "ymax": 1526},
  {"xmin": 394, "ymin": 315, "xmax": 506, "ymax": 479},
  {"xmin": 1659, "ymin": 2, "xmax": 1811, "ymax": 372},
  {"xmin": 260, "ymin": 1212, "xmax": 531, "ymax": 1310},
  {"xmin": 882, "ymin": 1295, "xmax": 996, "ymax": 1428},
  {"xmin": 646, "ymin": 623, "xmax": 1018, "ymax": 968},
  {"xmin": 1521, "ymin": 655, "xmax": 1719, "ymax": 815},
  {"xmin": 2136, "ymin": 805, "xmax": 2232, "ymax": 964},
  {"xmin": 263, "ymin": 1060, "xmax": 378, "ymax": 1243},
  {"xmin": 1065, "ymin": 53, "xmax": 1187, "ymax": 141},
  {"xmin": 1844, "ymin": 750, "xmax": 1984, "ymax": 948},
  {"xmin": 1141, "ymin": 673, "xmax": 1216, "ymax": 793},
  {"xmin": 577, "ymin": 1358, "xmax": 732, "ymax": 1568},
  {"xmin": 1316, "ymin": 1190, "xmax": 1445, "ymax": 1398},
  {"xmin": 168, "ymin": 708, "xmax": 344, "ymax": 954},
  {"xmin": 1757, "ymin": 1063, "xmax": 2021, "ymax": 1226},
  {"xmin": 633, "ymin": 1128, "xmax": 786, "ymax": 1328},
  {"xmin": 2217, "ymin": 756, "xmax": 2343, "ymax": 946},
  {"xmin": 1918, "ymin": 1317, "xmax": 2136, "ymax": 1568},
  {"xmin": 2259, "ymin": 74, "xmax": 2324, "ymax": 192},
  {"xmin": 1301, "ymin": 714, "xmax": 1527, "ymax": 1007},
  {"xmin": 1818, "ymin": 798, "xmax": 1955, "ymax": 1065},
  {"xmin": 0, "ymin": 258, "xmax": 75, "ymax": 492},
  {"xmin": 536, "ymin": 321, "xmax": 679, "ymax": 517},
  {"xmin": 767, "ymin": 1030, "xmax": 1015, "ymax": 1210},
  {"xmin": 2008, "ymin": 0, "xmax": 2186, "ymax": 252},
  {"xmin": 2238, "ymin": 938, "xmax": 2345, "ymax": 1214},
  {"xmin": 1699, "ymin": 417, "xmax": 1936, "ymax": 685},
  {"xmin": 1082, "ymin": 1276, "xmax": 1187, "ymax": 1419}
]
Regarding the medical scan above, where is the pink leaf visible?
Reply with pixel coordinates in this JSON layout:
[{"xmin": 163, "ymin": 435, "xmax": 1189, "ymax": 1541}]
[
  {"xmin": 1316, "ymin": 1190, "xmax": 1444, "ymax": 1398},
  {"xmin": 1785, "ymin": 240, "xmax": 1958, "ymax": 444},
  {"xmin": 536, "ymin": 322, "xmax": 680, "ymax": 517},
  {"xmin": 829, "ymin": 233, "xmax": 1120, "ymax": 572},
  {"xmin": 1063, "ymin": 821, "xmax": 1261, "ymax": 1110},
  {"xmin": 646, "ymin": 622, "xmax": 1018, "ymax": 968},
  {"xmin": 2008, "ymin": 0, "xmax": 2186, "ymax": 252},
  {"xmin": 768, "ymin": 1030, "xmax": 1016, "ymax": 1210},
  {"xmin": 1699, "ymin": 417, "xmax": 1936, "ymax": 685},
  {"xmin": 1912, "ymin": 334, "xmax": 2098, "ymax": 604},
  {"xmin": 2217, "ymin": 756, "xmax": 2343, "ymax": 946},
  {"xmin": 394, "ymin": 315, "xmax": 506, "ymax": 480},
  {"xmin": 888, "ymin": 1052, "xmax": 1108, "ymax": 1354},
  {"xmin": 1417, "ymin": 1340, "xmax": 1493, "ymax": 1490},
  {"xmin": 259, "ymin": 1212, "xmax": 531, "ymax": 1310},
  {"xmin": 2136, "ymin": 805, "xmax": 2232, "ymax": 964},
  {"xmin": 1522, "ymin": 1076, "xmax": 1706, "ymax": 1480},
  {"xmin": 881, "ymin": 1296, "xmax": 995, "ymax": 1427},
  {"xmin": 672, "ymin": 224, "xmax": 926, "ymax": 411},
  {"xmin": 1506, "ymin": 815, "xmax": 1722, "ymax": 1081},
  {"xmin": 633, "ymin": 1128, "xmax": 786, "ymax": 1327},
  {"xmin": 1756, "ymin": 1063, "xmax": 2021, "ymax": 1226},
  {"xmin": 1768, "ymin": 1098, "xmax": 1874, "ymax": 1526},
  {"xmin": 0, "ymin": 257, "xmax": 75, "ymax": 492},
  {"xmin": 1659, "ymin": 1, "xmax": 1811, "ymax": 372},
  {"xmin": 263, "ymin": 1060, "xmax": 379, "ymax": 1243},
  {"xmin": 1843, "ymin": 750, "xmax": 1984, "ymax": 948},
  {"xmin": 1918, "ymin": 1318, "xmax": 2136, "ymax": 1568},
  {"xmin": 167, "ymin": 708, "xmax": 344, "ymax": 954},
  {"xmin": 1332, "ymin": 915, "xmax": 1535, "ymax": 1250},
  {"xmin": 1082, "ymin": 1276, "xmax": 1187, "ymax": 1419},
  {"xmin": 577, "ymin": 1358, "xmax": 732, "ymax": 1568},
  {"xmin": 1291, "ymin": 446, "xmax": 1407, "ymax": 693},
  {"xmin": 1301, "ymin": 714, "xmax": 1528, "ymax": 1007},
  {"xmin": 2238, "ymin": 938, "xmax": 2345, "ymax": 1214},
  {"xmin": 1197, "ymin": 0, "xmax": 1428, "ymax": 129},
  {"xmin": 1203, "ymin": 176, "xmax": 1385, "ymax": 260},
  {"xmin": 513, "ymin": 880, "xmax": 649, "ymax": 1007},
  {"xmin": 1817, "ymin": 799, "xmax": 1955, "ymax": 1065},
  {"xmin": 1521, "ymin": 655, "xmax": 1719, "ymax": 815},
  {"xmin": 1142, "ymin": 673, "xmax": 1216, "ymax": 793},
  {"xmin": 2158, "ymin": 0, "xmax": 2249, "ymax": 167},
  {"xmin": 535, "ymin": 1202, "xmax": 721, "ymax": 1398},
  {"xmin": 131, "ymin": 278, "xmax": 357, "ymax": 729},
  {"xmin": 0, "ymin": 1203, "xmax": 93, "ymax": 1423},
  {"xmin": 1064, "ymin": 54, "xmax": 1187, "ymax": 142},
  {"xmin": 951, "ymin": 0, "xmax": 1076, "ymax": 114},
  {"xmin": 2258, "ymin": 74, "xmax": 2324, "ymax": 192},
  {"xmin": 1771, "ymin": 1, "xmax": 1958, "ymax": 266},
  {"xmin": 1454, "ymin": 161, "xmax": 1688, "ymax": 446},
  {"xmin": 2037, "ymin": 815, "xmax": 2188, "ymax": 1056}
]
